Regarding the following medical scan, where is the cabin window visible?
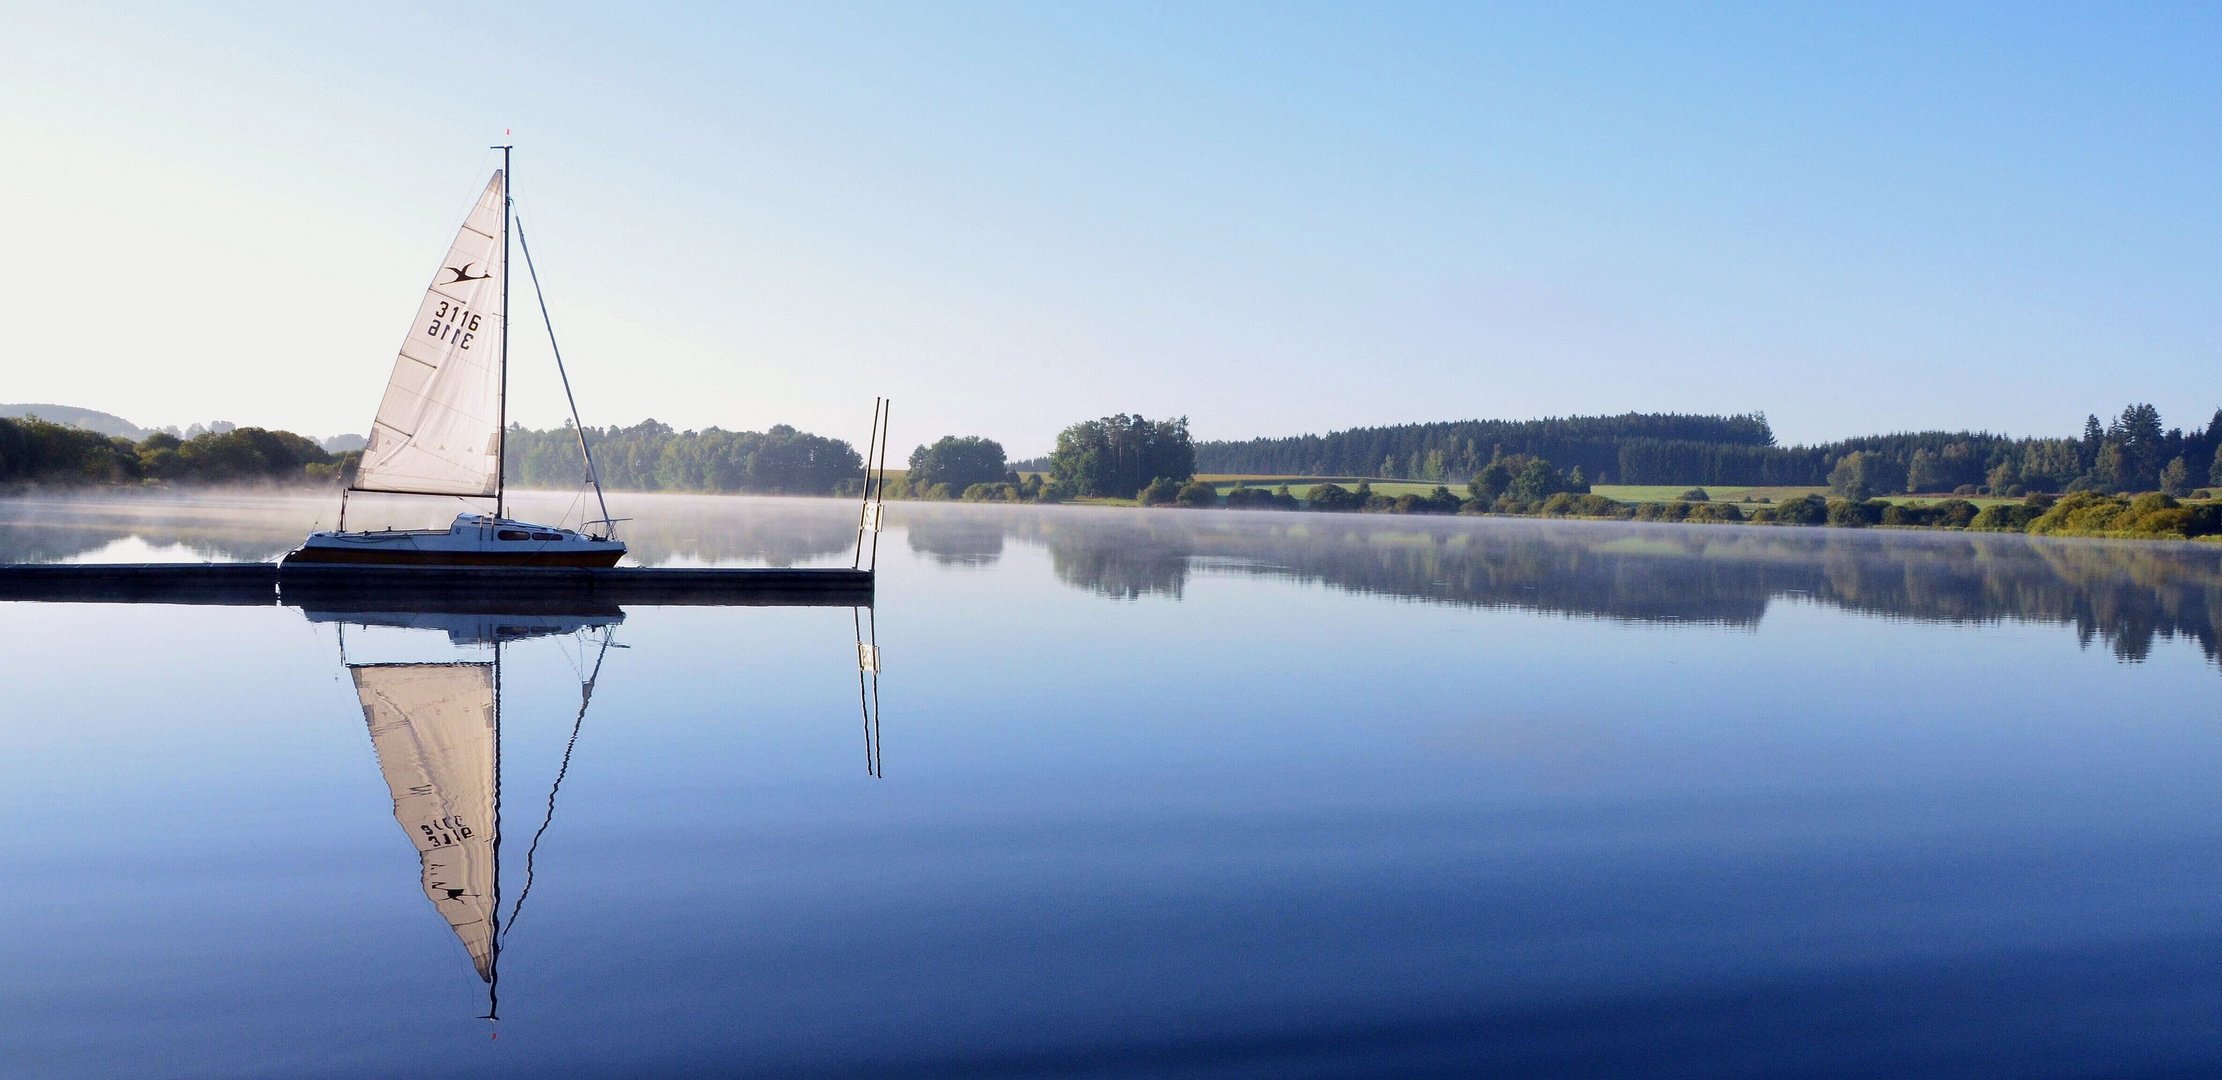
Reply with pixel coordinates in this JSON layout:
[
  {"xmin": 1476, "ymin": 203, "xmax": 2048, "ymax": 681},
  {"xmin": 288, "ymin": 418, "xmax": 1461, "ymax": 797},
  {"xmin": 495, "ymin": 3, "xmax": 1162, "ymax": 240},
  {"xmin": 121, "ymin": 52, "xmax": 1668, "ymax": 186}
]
[
  {"xmin": 497, "ymin": 530, "xmax": 530, "ymax": 541},
  {"xmin": 531, "ymin": 532, "xmax": 563, "ymax": 541}
]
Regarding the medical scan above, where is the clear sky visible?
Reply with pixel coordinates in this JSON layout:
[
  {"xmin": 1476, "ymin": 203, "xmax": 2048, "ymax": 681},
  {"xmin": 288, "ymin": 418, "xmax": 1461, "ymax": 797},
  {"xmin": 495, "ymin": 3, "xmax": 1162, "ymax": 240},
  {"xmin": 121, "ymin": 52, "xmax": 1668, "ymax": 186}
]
[{"xmin": 2, "ymin": 3, "xmax": 2217, "ymax": 456}]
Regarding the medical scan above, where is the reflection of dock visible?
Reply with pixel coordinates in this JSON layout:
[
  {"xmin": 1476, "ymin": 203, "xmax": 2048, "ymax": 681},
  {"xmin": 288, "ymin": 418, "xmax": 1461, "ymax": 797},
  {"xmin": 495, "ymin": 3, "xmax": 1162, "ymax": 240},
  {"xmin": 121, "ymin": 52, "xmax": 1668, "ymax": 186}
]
[{"xmin": 0, "ymin": 562, "xmax": 873, "ymax": 607}]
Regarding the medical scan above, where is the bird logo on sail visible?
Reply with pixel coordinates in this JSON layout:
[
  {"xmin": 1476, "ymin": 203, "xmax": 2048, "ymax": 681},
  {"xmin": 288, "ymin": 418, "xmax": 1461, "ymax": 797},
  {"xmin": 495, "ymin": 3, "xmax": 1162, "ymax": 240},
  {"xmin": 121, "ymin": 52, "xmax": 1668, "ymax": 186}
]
[{"xmin": 444, "ymin": 263, "xmax": 490, "ymax": 284}]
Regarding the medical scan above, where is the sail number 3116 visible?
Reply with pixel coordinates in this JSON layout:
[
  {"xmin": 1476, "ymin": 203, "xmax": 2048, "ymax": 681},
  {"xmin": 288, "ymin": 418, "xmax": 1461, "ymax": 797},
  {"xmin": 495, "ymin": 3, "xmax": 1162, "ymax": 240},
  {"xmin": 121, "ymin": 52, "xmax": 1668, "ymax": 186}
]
[{"xmin": 426, "ymin": 301, "xmax": 481, "ymax": 349}]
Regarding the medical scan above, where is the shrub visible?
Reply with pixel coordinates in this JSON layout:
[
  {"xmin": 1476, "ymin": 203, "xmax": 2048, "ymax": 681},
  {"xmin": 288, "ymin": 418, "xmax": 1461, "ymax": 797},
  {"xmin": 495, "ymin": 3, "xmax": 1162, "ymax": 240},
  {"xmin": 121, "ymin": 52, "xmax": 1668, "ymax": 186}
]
[
  {"xmin": 1137, "ymin": 476, "xmax": 1182, "ymax": 506},
  {"xmin": 1826, "ymin": 499, "xmax": 1884, "ymax": 527},
  {"xmin": 2024, "ymin": 491, "xmax": 2222, "ymax": 538},
  {"xmin": 1225, "ymin": 484, "xmax": 1297, "ymax": 510},
  {"xmin": 1880, "ymin": 503, "xmax": 1923, "ymax": 527},
  {"xmin": 1773, "ymin": 494, "xmax": 1828, "ymax": 526},
  {"xmin": 1175, "ymin": 480, "xmax": 1219, "ymax": 508},
  {"xmin": 1930, "ymin": 499, "xmax": 1980, "ymax": 528},
  {"xmin": 1970, "ymin": 503, "xmax": 2042, "ymax": 531},
  {"xmin": 1306, "ymin": 483, "xmax": 1363, "ymax": 512},
  {"xmin": 960, "ymin": 481, "xmax": 1022, "ymax": 502},
  {"xmin": 1408, "ymin": 486, "xmax": 1463, "ymax": 513}
]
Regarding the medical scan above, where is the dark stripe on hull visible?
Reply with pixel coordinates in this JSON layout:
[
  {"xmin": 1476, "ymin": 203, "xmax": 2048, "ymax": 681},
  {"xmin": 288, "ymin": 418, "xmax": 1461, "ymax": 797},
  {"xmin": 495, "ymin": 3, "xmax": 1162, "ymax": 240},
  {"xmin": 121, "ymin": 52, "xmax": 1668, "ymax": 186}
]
[{"xmin": 283, "ymin": 548, "xmax": 625, "ymax": 568}]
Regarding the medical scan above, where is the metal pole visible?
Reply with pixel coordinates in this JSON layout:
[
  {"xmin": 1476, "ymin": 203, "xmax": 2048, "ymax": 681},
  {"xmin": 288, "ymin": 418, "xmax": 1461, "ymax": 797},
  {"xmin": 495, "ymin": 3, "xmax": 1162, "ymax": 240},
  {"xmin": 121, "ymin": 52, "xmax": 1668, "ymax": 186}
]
[
  {"xmin": 493, "ymin": 144, "xmax": 513, "ymax": 523},
  {"xmin": 854, "ymin": 397, "xmax": 881, "ymax": 569},
  {"xmin": 868, "ymin": 402, "xmax": 889, "ymax": 572}
]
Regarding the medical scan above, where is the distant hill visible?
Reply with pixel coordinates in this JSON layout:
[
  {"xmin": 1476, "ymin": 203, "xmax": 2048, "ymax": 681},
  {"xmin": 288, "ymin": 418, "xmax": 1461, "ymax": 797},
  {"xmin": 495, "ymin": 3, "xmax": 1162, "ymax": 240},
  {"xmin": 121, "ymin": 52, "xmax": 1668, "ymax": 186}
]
[{"xmin": 0, "ymin": 403, "xmax": 147, "ymax": 440}]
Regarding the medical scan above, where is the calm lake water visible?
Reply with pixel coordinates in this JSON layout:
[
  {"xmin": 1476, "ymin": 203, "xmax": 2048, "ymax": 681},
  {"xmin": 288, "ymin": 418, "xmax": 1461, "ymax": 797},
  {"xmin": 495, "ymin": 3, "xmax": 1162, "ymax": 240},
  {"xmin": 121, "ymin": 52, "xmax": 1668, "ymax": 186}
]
[{"xmin": 5, "ymin": 492, "xmax": 2222, "ymax": 1078}]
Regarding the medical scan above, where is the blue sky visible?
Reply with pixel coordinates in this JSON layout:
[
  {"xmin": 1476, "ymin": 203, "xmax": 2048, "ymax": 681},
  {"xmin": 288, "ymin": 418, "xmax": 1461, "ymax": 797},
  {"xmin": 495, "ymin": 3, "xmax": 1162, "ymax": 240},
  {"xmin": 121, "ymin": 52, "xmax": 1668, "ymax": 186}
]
[{"xmin": 2, "ymin": 3, "xmax": 2216, "ymax": 456}]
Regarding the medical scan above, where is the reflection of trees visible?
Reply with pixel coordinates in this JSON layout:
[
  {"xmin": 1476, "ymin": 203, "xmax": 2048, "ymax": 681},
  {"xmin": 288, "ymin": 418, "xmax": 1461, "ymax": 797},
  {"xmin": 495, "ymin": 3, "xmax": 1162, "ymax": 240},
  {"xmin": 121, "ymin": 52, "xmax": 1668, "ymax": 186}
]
[
  {"xmin": 904, "ymin": 507, "xmax": 1006, "ymax": 567},
  {"xmin": 9, "ymin": 494, "xmax": 2218, "ymax": 667},
  {"xmin": 993, "ymin": 511, "xmax": 2222, "ymax": 666},
  {"xmin": 591, "ymin": 495, "xmax": 855, "ymax": 567},
  {"xmin": 0, "ymin": 491, "xmax": 862, "ymax": 568},
  {"xmin": 0, "ymin": 495, "xmax": 313, "ymax": 562}
]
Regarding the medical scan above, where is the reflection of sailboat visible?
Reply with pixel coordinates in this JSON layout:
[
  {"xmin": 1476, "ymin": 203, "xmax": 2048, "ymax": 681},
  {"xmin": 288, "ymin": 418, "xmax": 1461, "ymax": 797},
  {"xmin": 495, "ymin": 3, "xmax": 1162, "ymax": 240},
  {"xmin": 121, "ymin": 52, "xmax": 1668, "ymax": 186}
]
[
  {"xmin": 334, "ymin": 606, "xmax": 621, "ymax": 1021},
  {"xmin": 325, "ymin": 599, "xmax": 883, "ymax": 1019}
]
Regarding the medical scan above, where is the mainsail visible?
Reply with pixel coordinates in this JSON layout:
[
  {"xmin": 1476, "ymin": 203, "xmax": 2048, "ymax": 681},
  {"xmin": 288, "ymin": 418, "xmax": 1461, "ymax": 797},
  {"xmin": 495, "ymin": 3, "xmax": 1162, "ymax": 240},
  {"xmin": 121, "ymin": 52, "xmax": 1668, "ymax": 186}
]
[
  {"xmin": 353, "ymin": 171, "xmax": 507, "ymax": 497},
  {"xmin": 355, "ymin": 662, "xmax": 499, "ymax": 981}
]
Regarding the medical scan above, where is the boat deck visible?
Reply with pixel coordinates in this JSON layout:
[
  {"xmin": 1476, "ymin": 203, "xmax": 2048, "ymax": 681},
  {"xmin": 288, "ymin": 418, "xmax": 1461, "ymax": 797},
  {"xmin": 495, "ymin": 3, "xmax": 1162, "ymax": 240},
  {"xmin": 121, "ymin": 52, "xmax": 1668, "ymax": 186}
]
[{"xmin": 0, "ymin": 562, "xmax": 874, "ymax": 607}]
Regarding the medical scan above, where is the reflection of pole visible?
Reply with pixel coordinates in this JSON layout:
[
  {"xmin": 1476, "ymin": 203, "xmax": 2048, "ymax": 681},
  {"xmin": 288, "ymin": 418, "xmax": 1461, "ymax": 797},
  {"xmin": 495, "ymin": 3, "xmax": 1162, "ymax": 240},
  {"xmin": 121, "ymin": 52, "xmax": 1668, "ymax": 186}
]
[{"xmin": 853, "ymin": 605, "xmax": 881, "ymax": 778}]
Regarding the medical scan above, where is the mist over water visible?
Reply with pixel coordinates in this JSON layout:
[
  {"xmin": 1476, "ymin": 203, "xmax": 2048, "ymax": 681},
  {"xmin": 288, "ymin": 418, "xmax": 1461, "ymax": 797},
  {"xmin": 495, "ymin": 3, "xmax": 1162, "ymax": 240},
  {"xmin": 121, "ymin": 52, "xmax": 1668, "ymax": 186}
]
[{"xmin": 5, "ymin": 492, "xmax": 2222, "ymax": 1078}]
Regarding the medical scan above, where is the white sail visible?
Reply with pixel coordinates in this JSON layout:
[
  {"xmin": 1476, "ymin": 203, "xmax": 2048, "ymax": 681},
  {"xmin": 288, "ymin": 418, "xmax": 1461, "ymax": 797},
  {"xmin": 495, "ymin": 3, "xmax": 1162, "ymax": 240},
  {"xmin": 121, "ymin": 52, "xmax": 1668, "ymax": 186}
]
[
  {"xmin": 355, "ymin": 662, "xmax": 499, "ymax": 981},
  {"xmin": 354, "ymin": 171, "xmax": 507, "ymax": 497}
]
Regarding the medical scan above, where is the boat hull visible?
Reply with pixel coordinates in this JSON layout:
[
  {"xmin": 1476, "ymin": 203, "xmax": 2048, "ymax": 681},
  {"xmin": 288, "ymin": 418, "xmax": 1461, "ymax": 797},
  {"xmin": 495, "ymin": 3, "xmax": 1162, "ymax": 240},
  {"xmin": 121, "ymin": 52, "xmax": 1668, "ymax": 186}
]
[
  {"xmin": 283, "ymin": 547, "xmax": 625, "ymax": 568},
  {"xmin": 288, "ymin": 514, "xmax": 627, "ymax": 569}
]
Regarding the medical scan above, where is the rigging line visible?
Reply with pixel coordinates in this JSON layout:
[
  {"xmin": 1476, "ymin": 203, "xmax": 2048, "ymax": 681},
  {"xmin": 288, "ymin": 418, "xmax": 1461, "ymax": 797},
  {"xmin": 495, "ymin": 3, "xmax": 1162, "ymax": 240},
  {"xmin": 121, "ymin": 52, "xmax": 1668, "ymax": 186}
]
[
  {"xmin": 501, "ymin": 627, "xmax": 615, "ymax": 940},
  {"xmin": 512, "ymin": 216, "xmax": 614, "ymax": 537}
]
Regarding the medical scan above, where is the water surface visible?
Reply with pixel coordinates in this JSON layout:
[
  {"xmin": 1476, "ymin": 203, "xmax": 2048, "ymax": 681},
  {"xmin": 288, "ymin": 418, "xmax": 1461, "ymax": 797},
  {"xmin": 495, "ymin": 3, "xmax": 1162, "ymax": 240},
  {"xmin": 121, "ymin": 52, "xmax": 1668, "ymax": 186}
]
[{"xmin": 4, "ymin": 493, "xmax": 2220, "ymax": 1078}]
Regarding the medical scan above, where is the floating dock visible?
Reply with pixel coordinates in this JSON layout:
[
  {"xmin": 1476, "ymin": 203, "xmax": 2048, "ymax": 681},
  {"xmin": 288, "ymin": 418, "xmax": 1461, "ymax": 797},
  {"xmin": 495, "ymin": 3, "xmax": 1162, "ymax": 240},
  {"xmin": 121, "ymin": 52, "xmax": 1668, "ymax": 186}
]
[{"xmin": 0, "ymin": 562, "xmax": 873, "ymax": 608}]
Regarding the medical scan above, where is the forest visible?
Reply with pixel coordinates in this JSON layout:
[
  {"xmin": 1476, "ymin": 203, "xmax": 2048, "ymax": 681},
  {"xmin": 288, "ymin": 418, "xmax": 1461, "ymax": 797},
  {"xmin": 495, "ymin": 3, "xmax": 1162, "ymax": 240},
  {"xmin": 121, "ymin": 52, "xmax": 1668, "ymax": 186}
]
[
  {"xmin": 0, "ymin": 415, "xmax": 343, "ymax": 486},
  {"xmin": 1193, "ymin": 405, "xmax": 2222, "ymax": 494},
  {"xmin": 504, "ymin": 420, "xmax": 862, "ymax": 495}
]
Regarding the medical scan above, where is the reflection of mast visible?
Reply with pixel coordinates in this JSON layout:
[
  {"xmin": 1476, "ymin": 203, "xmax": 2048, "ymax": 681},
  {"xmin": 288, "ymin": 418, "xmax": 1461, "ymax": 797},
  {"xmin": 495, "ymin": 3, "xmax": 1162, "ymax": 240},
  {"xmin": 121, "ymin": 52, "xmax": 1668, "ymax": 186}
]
[
  {"xmin": 854, "ymin": 606, "xmax": 881, "ymax": 778},
  {"xmin": 487, "ymin": 642, "xmax": 502, "ymax": 1022}
]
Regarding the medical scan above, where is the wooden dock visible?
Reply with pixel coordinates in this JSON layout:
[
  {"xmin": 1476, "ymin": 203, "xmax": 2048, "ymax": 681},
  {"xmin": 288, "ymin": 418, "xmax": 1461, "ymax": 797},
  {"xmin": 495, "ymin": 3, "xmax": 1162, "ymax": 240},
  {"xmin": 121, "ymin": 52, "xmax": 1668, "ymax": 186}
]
[{"xmin": 0, "ymin": 562, "xmax": 873, "ymax": 607}]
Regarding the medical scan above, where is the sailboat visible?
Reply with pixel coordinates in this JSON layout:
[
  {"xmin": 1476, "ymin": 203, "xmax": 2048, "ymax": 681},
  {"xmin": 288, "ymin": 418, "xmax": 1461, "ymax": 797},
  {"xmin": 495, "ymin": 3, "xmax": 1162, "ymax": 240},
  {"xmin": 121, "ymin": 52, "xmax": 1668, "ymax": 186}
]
[{"xmin": 286, "ymin": 147, "xmax": 625, "ymax": 568}]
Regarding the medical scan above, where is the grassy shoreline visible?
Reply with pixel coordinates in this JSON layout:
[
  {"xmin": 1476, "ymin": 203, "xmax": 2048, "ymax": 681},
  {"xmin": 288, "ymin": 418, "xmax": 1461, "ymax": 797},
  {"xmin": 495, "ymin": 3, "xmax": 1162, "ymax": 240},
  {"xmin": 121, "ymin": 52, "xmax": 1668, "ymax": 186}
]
[{"xmin": 949, "ymin": 476, "xmax": 2222, "ymax": 544}]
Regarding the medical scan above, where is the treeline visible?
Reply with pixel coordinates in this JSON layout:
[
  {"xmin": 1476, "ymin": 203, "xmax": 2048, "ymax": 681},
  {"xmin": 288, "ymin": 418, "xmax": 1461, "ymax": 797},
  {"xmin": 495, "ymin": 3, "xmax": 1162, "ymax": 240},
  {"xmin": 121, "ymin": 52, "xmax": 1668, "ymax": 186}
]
[
  {"xmin": 1187, "ymin": 454, "xmax": 2222, "ymax": 542},
  {"xmin": 1193, "ymin": 405, "xmax": 2222, "ymax": 493},
  {"xmin": 1194, "ymin": 412, "xmax": 1776, "ymax": 481},
  {"xmin": 893, "ymin": 414, "xmax": 1202, "ymax": 505},
  {"xmin": 0, "ymin": 415, "xmax": 346, "ymax": 487},
  {"xmin": 505, "ymin": 420, "xmax": 863, "ymax": 494}
]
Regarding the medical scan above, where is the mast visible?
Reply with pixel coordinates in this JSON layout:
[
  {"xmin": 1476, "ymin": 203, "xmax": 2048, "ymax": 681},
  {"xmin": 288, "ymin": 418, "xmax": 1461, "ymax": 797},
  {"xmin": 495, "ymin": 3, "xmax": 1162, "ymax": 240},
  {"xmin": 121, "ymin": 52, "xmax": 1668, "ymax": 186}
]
[{"xmin": 495, "ymin": 143, "xmax": 513, "ymax": 522}]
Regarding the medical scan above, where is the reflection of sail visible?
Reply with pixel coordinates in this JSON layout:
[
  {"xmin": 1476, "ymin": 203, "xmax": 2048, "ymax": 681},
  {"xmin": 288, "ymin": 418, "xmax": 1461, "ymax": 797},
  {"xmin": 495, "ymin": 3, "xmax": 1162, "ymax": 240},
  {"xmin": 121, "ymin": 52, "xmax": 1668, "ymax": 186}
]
[{"xmin": 354, "ymin": 662, "xmax": 499, "ymax": 982}]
